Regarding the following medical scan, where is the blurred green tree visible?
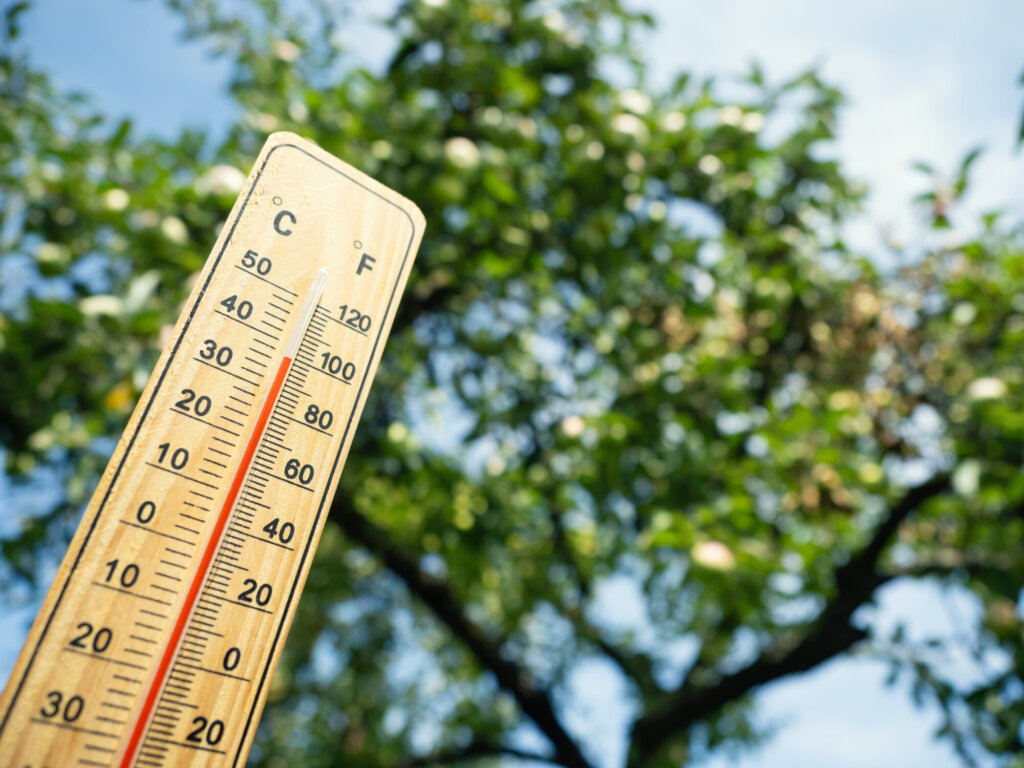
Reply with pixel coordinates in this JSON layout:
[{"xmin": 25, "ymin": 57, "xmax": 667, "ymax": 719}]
[{"xmin": 1, "ymin": 0, "xmax": 1023, "ymax": 766}]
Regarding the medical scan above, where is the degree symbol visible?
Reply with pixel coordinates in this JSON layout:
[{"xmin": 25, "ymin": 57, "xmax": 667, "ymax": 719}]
[{"xmin": 272, "ymin": 196, "xmax": 283, "ymax": 206}]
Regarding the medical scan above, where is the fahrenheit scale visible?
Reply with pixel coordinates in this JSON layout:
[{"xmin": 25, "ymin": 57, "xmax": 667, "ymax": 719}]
[{"xmin": 0, "ymin": 132, "xmax": 424, "ymax": 767}]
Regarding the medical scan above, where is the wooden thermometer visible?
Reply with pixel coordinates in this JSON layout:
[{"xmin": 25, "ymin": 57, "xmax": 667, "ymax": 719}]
[{"xmin": 0, "ymin": 132, "xmax": 424, "ymax": 768}]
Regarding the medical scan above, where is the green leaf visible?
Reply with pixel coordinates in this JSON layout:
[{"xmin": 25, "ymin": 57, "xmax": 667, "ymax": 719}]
[
  {"xmin": 3, "ymin": 1, "xmax": 30, "ymax": 40},
  {"xmin": 953, "ymin": 144, "xmax": 983, "ymax": 195}
]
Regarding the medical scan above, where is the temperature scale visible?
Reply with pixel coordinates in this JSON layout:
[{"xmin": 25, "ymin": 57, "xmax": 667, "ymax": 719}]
[{"xmin": 0, "ymin": 132, "xmax": 424, "ymax": 767}]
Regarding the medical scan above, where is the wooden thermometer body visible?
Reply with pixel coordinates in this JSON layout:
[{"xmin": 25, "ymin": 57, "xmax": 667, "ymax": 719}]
[{"xmin": 0, "ymin": 133, "xmax": 424, "ymax": 768}]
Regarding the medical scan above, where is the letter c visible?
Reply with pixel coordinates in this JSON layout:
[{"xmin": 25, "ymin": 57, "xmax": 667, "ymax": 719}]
[{"xmin": 274, "ymin": 210, "xmax": 296, "ymax": 236}]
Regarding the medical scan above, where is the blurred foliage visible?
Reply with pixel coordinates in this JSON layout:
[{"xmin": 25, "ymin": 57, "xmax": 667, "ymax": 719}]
[{"xmin": 1, "ymin": 0, "xmax": 1023, "ymax": 766}]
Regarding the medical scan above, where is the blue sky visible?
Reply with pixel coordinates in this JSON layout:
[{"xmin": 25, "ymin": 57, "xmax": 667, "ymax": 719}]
[
  {"xmin": 647, "ymin": 1, "xmax": 1024, "ymax": 241},
  {"xmin": 10, "ymin": 1, "xmax": 1024, "ymax": 766}
]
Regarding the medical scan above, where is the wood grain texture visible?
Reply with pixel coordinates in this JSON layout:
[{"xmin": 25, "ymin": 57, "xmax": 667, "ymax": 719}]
[{"xmin": 0, "ymin": 132, "xmax": 424, "ymax": 768}]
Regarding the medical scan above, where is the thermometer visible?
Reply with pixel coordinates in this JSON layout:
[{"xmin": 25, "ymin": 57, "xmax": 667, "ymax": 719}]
[{"xmin": 0, "ymin": 132, "xmax": 424, "ymax": 767}]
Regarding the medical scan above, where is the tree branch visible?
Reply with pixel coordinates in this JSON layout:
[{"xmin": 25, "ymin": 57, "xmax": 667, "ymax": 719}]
[
  {"xmin": 547, "ymin": 505, "xmax": 660, "ymax": 697},
  {"xmin": 329, "ymin": 496, "xmax": 592, "ymax": 768},
  {"xmin": 627, "ymin": 473, "xmax": 950, "ymax": 767},
  {"xmin": 834, "ymin": 473, "xmax": 950, "ymax": 600},
  {"xmin": 549, "ymin": 505, "xmax": 592, "ymax": 601},
  {"xmin": 556, "ymin": 600, "xmax": 659, "ymax": 699}
]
